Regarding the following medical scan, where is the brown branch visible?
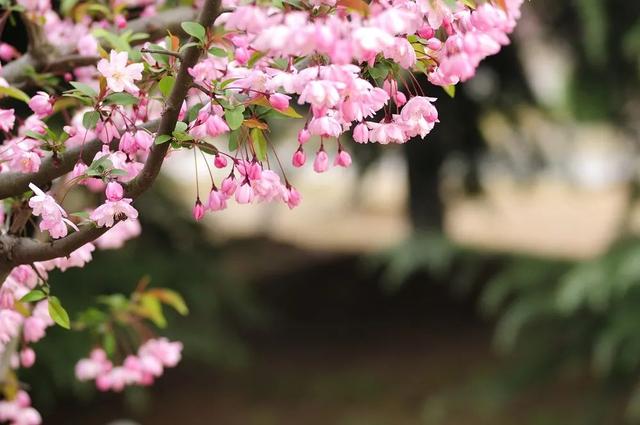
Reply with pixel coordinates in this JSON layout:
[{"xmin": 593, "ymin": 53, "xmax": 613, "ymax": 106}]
[
  {"xmin": 0, "ymin": 120, "xmax": 159, "ymax": 200},
  {"xmin": 0, "ymin": 6, "xmax": 198, "ymax": 88},
  {"xmin": 0, "ymin": 0, "xmax": 221, "ymax": 276}
]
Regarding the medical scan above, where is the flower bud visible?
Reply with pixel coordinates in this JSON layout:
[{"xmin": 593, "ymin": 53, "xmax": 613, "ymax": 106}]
[
  {"xmin": 235, "ymin": 183, "xmax": 254, "ymax": 204},
  {"xmin": 105, "ymin": 182, "xmax": 124, "ymax": 201},
  {"xmin": 334, "ymin": 150, "xmax": 352, "ymax": 168},
  {"xmin": 353, "ymin": 123, "xmax": 369, "ymax": 144},
  {"xmin": 28, "ymin": 91, "xmax": 53, "ymax": 118},
  {"xmin": 297, "ymin": 128, "xmax": 311, "ymax": 144},
  {"xmin": 269, "ymin": 93, "xmax": 290, "ymax": 112},
  {"xmin": 20, "ymin": 348, "xmax": 36, "ymax": 368},
  {"xmin": 313, "ymin": 150, "xmax": 329, "ymax": 173},
  {"xmin": 214, "ymin": 154, "xmax": 228, "ymax": 169},
  {"xmin": 192, "ymin": 200, "xmax": 205, "ymax": 220},
  {"xmin": 292, "ymin": 148, "xmax": 306, "ymax": 168}
]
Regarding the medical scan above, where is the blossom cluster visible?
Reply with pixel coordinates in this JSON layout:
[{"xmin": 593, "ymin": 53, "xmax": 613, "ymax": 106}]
[
  {"xmin": 75, "ymin": 338, "xmax": 183, "ymax": 392},
  {"xmin": 0, "ymin": 0, "xmax": 524, "ymax": 420}
]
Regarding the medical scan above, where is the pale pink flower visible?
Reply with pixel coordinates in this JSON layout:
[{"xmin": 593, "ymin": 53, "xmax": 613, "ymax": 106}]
[
  {"xmin": 90, "ymin": 198, "xmax": 139, "ymax": 228},
  {"xmin": 0, "ymin": 109, "xmax": 15, "ymax": 132},
  {"xmin": 313, "ymin": 150, "xmax": 329, "ymax": 173},
  {"xmin": 97, "ymin": 50, "xmax": 144, "ymax": 94},
  {"xmin": 28, "ymin": 92, "xmax": 53, "ymax": 118}
]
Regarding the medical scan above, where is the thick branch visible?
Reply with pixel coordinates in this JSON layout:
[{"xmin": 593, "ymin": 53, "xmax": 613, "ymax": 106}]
[
  {"xmin": 0, "ymin": 6, "xmax": 198, "ymax": 88},
  {"xmin": 0, "ymin": 0, "xmax": 221, "ymax": 275},
  {"xmin": 0, "ymin": 120, "xmax": 158, "ymax": 200}
]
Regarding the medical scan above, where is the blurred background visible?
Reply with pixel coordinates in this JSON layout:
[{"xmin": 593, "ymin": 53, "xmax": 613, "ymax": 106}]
[{"xmin": 26, "ymin": 0, "xmax": 640, "ymax": 423}]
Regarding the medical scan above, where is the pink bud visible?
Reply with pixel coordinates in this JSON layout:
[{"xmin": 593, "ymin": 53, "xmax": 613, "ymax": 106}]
[
  {"xmin": 119, "ymin": 132, "xmax": 136, "ymax": 154},
  {"xmin": 417, "ymin": 27, "xmax": 435, "ymax": 39},
  {"xmin": 353, "ymin": 123, "xmax": 369, "ymax": 144},
  {"xmin": 235, "ymin": 183, "xmax": 254, "ymax": 204},
  {"xmin": 334, "ymin": 150, "xmax": 352, "ymax": 168},
  {"xmin": 313, "ymin": 150, "xmax": 329, "ymax": 173},
  {"xmin": 235, "ymin": 47, "xmax": 249, "ymax": 65},
  {"xmin": 114, "ymin": 15, "xmax": 127, "ymax": 29},
  {"xmin": 72, "ymin": 162, "xmax": 88, "ymax": 179},
  {"xmin": 395, "ymin": 91, "xmax": 407, "ymax": 107},
  {"xmin": 214, "ymin": 154, "xmax": 227, "ymax": 168},
  {"xmin": 207, "ymin": 189, "xmax": 226, "ymax": 211},
  {"xmin": 297, "ymin": 128, "xmax": 311, "ymax": 144},
  {"xmin": 105, "ymin": 182, "xmax": 124, "ymax": 201},
  {"xmin": 20, "ymin": 348, "xmax": 35, "ymax": 368},
  {"xmin": 269, "ymin": 93, "xmax": 290, "ymax": 112},
  {"xmin": 221, "ymin": 176, "xmax": 237, "ymax": 197},
  {"xmin": 192, "ymin": 200, "xmax": 205, "ymax": 220},
  {"xmin": 426, "ymin": 38, "xmax": 442, "ymax": 51},
  {"xmin": 0, "ymin": 43, "xmax": 18, "ymax": 61},
  {"xmin": 292, "ymin": 148, "xmax": 306, "ymax": 168},
  {"xmin": 28, "ymin": 91, "xmax": 53, "ymax": 118},
  {"xmin": 286, "ymin": 186, "xmax": 302, "ymax": 209},
  {"xmin": 134, "ymin": 131, "xmax": 153, "ymax": 151},
  {"xmin": 246, "ymin": 162, "xmax": 262, "ymax": 181}
]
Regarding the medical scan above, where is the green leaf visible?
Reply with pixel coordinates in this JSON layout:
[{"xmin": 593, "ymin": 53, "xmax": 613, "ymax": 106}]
[
  {"xmin": 146, "ymin": 288, "xmax": 189, "ymax": 315},
  {"xmin": 0, "ymin": 86, "xmax": 30, "ymax": 103},
  {"xmin": 138, "ymin": 294, "xmax": 167, "ymax": 328},
  {"xmin": 158, "ymin": 75, "xmax": 175, "ymax": 98},
  {"xmin": 250, "ymin": 128, "xmax": 268, "ymax": 162},
  {"xmin": 155, "ymin": 134, "xmax": 172, "ymax": 145},
  {"xmin": 442, "ymin": 84, "xmax": 456, "ymax": 98},
  {"xmin": 181, "ymin": 22, "xmax": 206, "ymax": 43},
  {"xmin": 102, "ymin": 332, "xmax": 116, "ymax": 357},
  {"xmin": 228, "ymin": 128, "xmax": 241, "ymax": 151},
  {"xmin": 20, "ymin": 289, "xmax": 47, "ymax": 303},
  {"xmin": 24, "ymin": 130, "xmax": 47, "ymax": 141},
  {"xmin": 224, "ymin": 106, "xmax": 245, "ymax": 131},
  {"xmin": 103, "ymin": 92, "xmax": 139, "ymax": 106},
  {"xmin": 82, "ymin": 110, "xmax": 100, "ymax": 129},
  {"xmin": 174, "ymin": 121, "xmax": 188, "ymax": 133},
  {"xmin": 92, "ymin": 28, "xmax": 131, "ymax": 52},
  {"xmin": 69, "ymin": 81, "xmax": 98, "ymax": 98},
  {"xmin": 208, "ymin": 46, "xmax": 227, "ymax": 57},
  {"xmin": 48, "ymin": 296, "xmax": 71, "ymax": 329}
]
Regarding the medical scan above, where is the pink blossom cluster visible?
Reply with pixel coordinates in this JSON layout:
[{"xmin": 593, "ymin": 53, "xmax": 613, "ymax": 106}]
[
  {"xmin": 0, "ymin": 391, "xmax": 41, "ymax": 425},
  {"xmin": 75, "ymin": 338, "xmax": 183, "ymax": 391}
]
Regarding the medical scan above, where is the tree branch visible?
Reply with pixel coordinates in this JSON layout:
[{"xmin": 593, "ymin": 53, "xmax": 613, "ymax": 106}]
[
  {"xmin": 0, "ymin": 0, "xmax": 221, "ymax": 276},
  {"xmin": 0, "ymin": 6, "xmax": 198, "ymax": 88},
  {"xmin": 0, "ymin": 120, "xmax": 159, "ymax": 200}
]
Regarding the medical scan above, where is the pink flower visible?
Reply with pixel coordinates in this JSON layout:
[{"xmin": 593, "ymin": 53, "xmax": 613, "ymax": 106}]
[
  {"xmin": 20, "ymin": 348, "xmax": 36, "ymax": 368},
  {"xmin": 313, "ymin": 149, "xmax": 329, "ymax": 173},
  {"xmin": 353, "ymin": 123, "xmax": 369, "ymax": 144},
  {"xmin": 297, "ymin": 128, "xmax": 311, "ymax": 144},
  {"xmin": 97, "ymin": 50, "xmax": 144, "ymax": 94},
  {"xmin": 221, "ymin": 176, "xmax": 237, "ymax": 197},
  {"xmin": 138, "ymin": 338, "xmax": 183, "ymax": 368},
  {"xmin": 308, "ymin": 116, "xmax": 342, "ymax": 138},
  {"xmin": 28, "ymin": 183, "xmax": 77, "ymax": 239},
  {"xmin": 268, "ymin": 93, "xmax": 290, "ymax": 111},
  {"xmin": 192, "ymin": 200, "xmax": 205, "ymax": 220},
  {"xmin": 0, "ymin": 109, "xmax": 15, "ymax": 132},
  {"xmin": 334, "ymin": 149, "xmax": 352, "ymax": 167},
  {"xmin": 95, "ymin": 219, "xmax": 141, "ymax": 250},
  {"xmin": 207, "ymin": 189, "xmax": 227, "ymax": 211},
  {"xmin": 28, "ymin": 92, "xmax": 53, "ymax": 118},
  {"xmin": 235, "ymin": 183, "xmax": 254, "ymax": 204},
  {"xmin": 214, "ymin": 155, "xmax": 227, "ymax": 168},
  {"xmin": 90, "ymin": 198, "xmax": 139, "ymax": 228},
  {"xmin": 292, "ymin": 148, "xmax": 306, "ymax": 167},
  {"xmin": 285, "ymin": 186, "xmax": 302, "ymax": 209},
  {"xmin": 0, "ymin": 309, "xmax": 22, "ymax": 344},
  {"xmin": 105, "ymin": 182, "xmax": 124, "ymax": 201}
]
